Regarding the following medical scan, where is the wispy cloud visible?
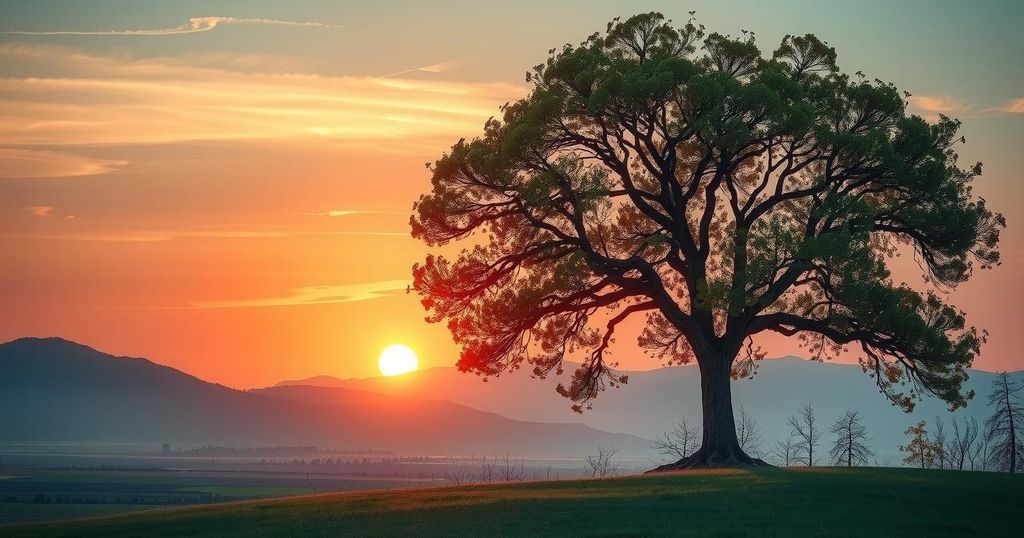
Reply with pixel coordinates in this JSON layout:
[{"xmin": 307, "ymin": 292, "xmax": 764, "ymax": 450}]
[
  {"xmin": 0, "ymin": 148, "xmax": 127, "ymax": 178},
  {"xmin": 0, "ymin": 43, "xmax": 524, "ymax": 169},
  {"xmin": 318, "ymin": 210, "xmax": 365, "ymax": 217},
  {"xmin": 334, "ymin": 231, "xmax": 408, "ymax": 236},
  {"xmin": 190, "ymin": 279, "xmax": 409, "ymax": 308},
  {"xmin": 910, "ymin": 94, "xmax": 1024, "ymax": 121},
  {"xmin": 909, "ymin": 95, "xmax": 970, "ymax": 115},
  {"xmin": 982, "ymin": 97, "xmax": 1024, "ymax": 115},
  {"xmin": 25, "ymin": 205, "xmax": 53, "ymax": 218},
  {"xmin": 8, "ymin": 229, "xmax": 408, "ymax": 242},
  {"xmin": 1, "ymin": 205, "xmax": 74, "ymax": 219},
  {"xmin": 309, "ymin": 210, "xmax": 403, "ymax": 217},
  {"xmin": 376, "ymin": 60, "xmax": 464, "ymax": 79},
  {"xmin": 17, "ymin": 233, "xmax": 169, "ymax": 242},
  {"xmin": 4, "ymin": 16, "xmax": 338, "ymax": 36}
]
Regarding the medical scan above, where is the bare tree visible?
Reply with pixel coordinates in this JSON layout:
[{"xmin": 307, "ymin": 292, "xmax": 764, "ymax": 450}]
[
  {"xmin": 829, "ymin": 410, "xmax": 874, "ymax": 467},
  {"xmin": 985, "ymin": 373, "xmax": 1024, "ymax": 472},
  {"xmin": 788, "ymin": 402, "xmax": 822, "ymax": 466},
  {"xmin": 771, "ymin": 435, "xmax": 799, "ymax": 467},
  {"xmin": 444, "ymin": 471, "xmax": 472, "ymax": 485},
  {"xmin": 499, "ymin": 451, "xmax": 526, "ymax": 482},
  {"xmin": 585, "ymin": 446, "xmax": 620, "ymax": 478},
  {"xmin": 306, "ymin": 471, "xmax": 317, "ymax": 494},
  {"xmin": 971, "ymin": 428, "xmax": 990, "ymax": 471},
  {"xmin": 946, "ymin": 416, "xmax": 980, "ymax": 471},
  {"xmin": 931, "ymin": 416, "xmax": 948, "ymax": 469},
  {"xmin": 736, "ymin": 407, "xmax": 763, "ymax": 457},
  {"xmin": 478, "ymin": 455, "xmax": 497, "ymax": 483},
  {"xmin": 653, "ymin": 418, "xmax": 700, "ymax": 460}
]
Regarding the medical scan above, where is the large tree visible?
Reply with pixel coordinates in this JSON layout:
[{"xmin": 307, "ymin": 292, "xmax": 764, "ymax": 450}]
[{"xmin": 411, "ymin": 12, "xmax": 1003, "ymax": 468}]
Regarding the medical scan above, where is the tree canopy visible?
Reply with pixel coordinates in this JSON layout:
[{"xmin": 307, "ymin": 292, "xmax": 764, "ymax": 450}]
[{"xmin": 411, "ymin": 12, "xmax": 1003, "ymax": 417}]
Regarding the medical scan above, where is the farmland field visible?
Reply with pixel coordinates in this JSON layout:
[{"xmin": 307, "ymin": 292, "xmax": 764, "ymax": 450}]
[
  {"xmin": 5, "ymin": 467, "xmax": 1023, "ymax": 537},
  {"xmin": 0, "ymin": 466, "xmax": 432, "ymax": 525},
  {"xmin": 0, "ymin": 444, "xmax": 606, "ymax": 526}
]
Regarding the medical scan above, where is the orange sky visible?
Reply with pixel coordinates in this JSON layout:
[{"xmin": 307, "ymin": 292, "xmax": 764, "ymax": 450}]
[{"xmin": 1, "ymin": 1, "xmax": 1022, "ymax": 388}]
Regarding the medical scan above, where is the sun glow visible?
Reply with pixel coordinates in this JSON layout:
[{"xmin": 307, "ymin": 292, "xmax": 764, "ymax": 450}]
[{"xmin": 378, "ymin": 344, "xmax": 418, "ymax": 376}]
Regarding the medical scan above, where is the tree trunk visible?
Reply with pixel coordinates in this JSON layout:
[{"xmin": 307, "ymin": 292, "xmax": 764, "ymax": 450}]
[
  {"xmin": 648, "ymin": 353, "xmax": 768, "ymax": 471},
  {"xmin": 1006, "ymin": 384, "xmax": 1017, "ymax": 473},
  {"xmin": 847, "ymin": 431, "xmax": 852, "ymax": 467}
]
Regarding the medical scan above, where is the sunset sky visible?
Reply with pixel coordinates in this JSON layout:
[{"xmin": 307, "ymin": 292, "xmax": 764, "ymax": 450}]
[{"xmin": 1, "ymin": 0, "xmax": 1022, "ymax": 388}]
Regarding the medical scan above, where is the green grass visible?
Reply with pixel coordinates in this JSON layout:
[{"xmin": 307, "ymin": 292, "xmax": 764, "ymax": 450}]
[
  {"xmin": 5, "ymin": 467, "xmax": 1021, "ymax": 537},
  {"xmin": 175, "ymin": 486, "xmax": 313, "ymax": 497},
  {"xmin": 0, "ymin": 504, "xmax": 160, "ymax": 525}
]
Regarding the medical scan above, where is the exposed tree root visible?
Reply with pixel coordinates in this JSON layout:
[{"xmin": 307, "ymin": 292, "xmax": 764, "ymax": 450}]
[{"xmin": 646, "ymin": 447, "xmax": 772, "ymax": 473}]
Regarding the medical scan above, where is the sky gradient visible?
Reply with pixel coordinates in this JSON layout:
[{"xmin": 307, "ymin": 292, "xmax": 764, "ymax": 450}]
[{"xmin": 1, "ymin": 0, "xmax": 1021, "ymax": 388}]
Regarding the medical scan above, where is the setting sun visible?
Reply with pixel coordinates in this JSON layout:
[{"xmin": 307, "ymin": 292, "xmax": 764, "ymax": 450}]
[{"xmin": 378, "ymin": 344, "xmax": 418, "ymax": 376}]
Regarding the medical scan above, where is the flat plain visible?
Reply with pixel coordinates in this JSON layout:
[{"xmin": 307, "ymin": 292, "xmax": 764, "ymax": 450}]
[{"xmin": 5, "ymin": 467, "xmax": 1022, "ymax": 537}]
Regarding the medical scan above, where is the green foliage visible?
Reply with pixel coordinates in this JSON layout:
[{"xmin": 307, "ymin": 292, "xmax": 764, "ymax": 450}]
[
  {"xmin": 900, "ymin": 420, "xmax": 940, "ymax": 468},
  {"xmin": 411, "ymin": 11, "xmax": 1004, "ymax": 412}
]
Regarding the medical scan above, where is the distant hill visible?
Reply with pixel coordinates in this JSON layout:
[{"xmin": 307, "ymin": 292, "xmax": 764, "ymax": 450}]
[
  {"xmin": 0, "ymin": 338, "xmax": 651, "ymax": 456},
  {"xmin": 278, "ymin": 357, "xmax": 1024, "ymax": 462}
]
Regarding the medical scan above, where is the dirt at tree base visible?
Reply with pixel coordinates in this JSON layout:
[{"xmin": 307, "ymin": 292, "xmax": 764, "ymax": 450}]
[{"xmin": 646, "ymin": 449, "xmax": 772, "ymax": 473}]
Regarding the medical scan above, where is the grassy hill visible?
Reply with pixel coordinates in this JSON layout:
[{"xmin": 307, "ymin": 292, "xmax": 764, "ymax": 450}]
[{"xmin": 7, "ymin": 468, "xmax": 1022, "ymax": 537}]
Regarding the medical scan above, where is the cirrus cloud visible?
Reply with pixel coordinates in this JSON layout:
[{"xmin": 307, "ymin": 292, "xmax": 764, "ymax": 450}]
[
  {"xmin": 0, "ymin": 148, "xmax": 127, "ymax": 178},
  {"xmin": 908, "ymin": 95, "xmax": 971, "ymax": 116},
  {"xmin": 25, "ymin": 205, "xmax": 53, "ymax": 218},
  {"xmin": 988, "ymin": 98, "xmax": 1024, "ymax": 115},
  {"xmin": 4, "ymin": 16, "xmax": 339, "ymax": 37},
  {"xmin": 190, "ymin": 279, "xmax": 410, "ymax": 308},
  {"xmin": 910, "ymin": 94, "xmax": 1024, "ymax": 121},
  {"xmin": 0, "ymin": 43, "xmax": 524, "ymax": 156}
]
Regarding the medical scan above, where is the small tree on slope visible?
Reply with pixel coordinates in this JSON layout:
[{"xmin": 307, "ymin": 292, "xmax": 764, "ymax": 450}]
[
  {"xmin": 946, "ymin": 416, "xmax": 979, "ymax": 471},
  {"xmin": 771, "ymin": 435, "xmax": 799, "ymax": 467},
  {"xmin": 829, "ymin": 409, "xmax": 873, "ymax": 467},
  {"xmin": 900, "ymin": 420, "xmax": 936, "ymax": 469},
  {"xmin": 653, "ymin": 417, "xmax": 701, "ymax": 460},
  {"xmin": 788, "ymin": 402, "xmax": 822, "ymax": 466},
  {"xmin": 736, "ymin": 407, "xmax": 763, "ymax": 457}
]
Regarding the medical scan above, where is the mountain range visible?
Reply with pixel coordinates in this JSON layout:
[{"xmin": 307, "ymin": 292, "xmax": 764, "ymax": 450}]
[
  {"xmin": 4, "ymin": 336, "xmax": 1019, "ymax": 463},
  {"xmin": 279, "ymin": 356, "xmax": 1024, "ymax": 461},
  {"xmin": 0, "ymin": 337, "xmax": 650, "ymax": 456}
]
